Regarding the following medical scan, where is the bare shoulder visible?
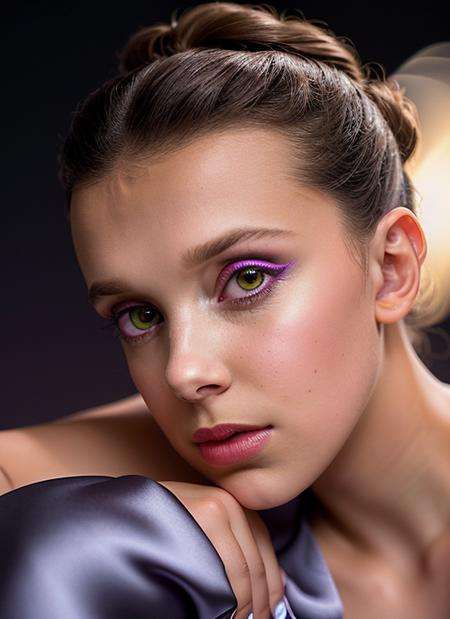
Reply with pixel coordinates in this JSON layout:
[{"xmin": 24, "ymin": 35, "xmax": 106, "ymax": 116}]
[
  {"xmin": 0, "ymin": 463, "xmax": 14, "ymax": 495},
  {"xmin": 0, "ymin": 396, "xmax": 209, "ymax": 496},
  {"xmin": 56, "ymin": 391, "xmax": 150, "ymax": 422}
]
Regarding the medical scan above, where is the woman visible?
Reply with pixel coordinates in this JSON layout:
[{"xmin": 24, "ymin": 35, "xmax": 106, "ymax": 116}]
[{"xmin": 1, "ymin": 3, "xmax": 449, "ymax": 618}]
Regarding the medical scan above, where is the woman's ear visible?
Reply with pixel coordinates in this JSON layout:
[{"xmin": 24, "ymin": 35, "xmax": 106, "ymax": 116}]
[{"xmin": 369, "ymin": 206, "xmax": 427, "ymax": 325}]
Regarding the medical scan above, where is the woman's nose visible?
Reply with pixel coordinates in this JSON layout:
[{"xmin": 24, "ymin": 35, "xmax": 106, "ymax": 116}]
[
  {"xmin": 166, "ymin": 353, "xmax": 231, "ymax": 403},
  {"xmin": 175, "ymin": 383, "xmax": 229, "ymax": 403},
  {"xmin": 164, "ymin": 319, "xmax": 231, "ymax": 404}
]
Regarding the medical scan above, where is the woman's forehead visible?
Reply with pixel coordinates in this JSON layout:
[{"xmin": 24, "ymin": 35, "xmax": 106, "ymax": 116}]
[
  {"xmin": 73, "ymin": 130, "xmax": 334, "ymax": 224},
  {"xmin": 71, "ymin": 127, "xmax": 323, "ymax": 214}
]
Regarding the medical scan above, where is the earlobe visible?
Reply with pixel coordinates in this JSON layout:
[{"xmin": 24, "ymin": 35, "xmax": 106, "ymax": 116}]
[{"xmin": 373, "ymin": 207, "xmax": 427, "ymax": 325}]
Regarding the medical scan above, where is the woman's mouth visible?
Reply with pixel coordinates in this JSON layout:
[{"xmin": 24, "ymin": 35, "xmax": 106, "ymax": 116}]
[{"xmin": 196, "ymin": 425, "xmax": 273, "ymax": 466}]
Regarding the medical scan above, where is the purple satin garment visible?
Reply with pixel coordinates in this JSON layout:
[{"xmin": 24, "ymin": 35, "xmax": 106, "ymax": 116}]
[{"xmin": 0, "ymin": 475, "xmax": 343, "ymax": 618}]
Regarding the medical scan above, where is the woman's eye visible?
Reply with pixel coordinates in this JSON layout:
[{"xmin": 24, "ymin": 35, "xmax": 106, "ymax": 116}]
[
  {"xmin": 103, "ymin": 257, "xmax": 296, "ymax": 344},
  {"xmin": 218, "ymin": 260, "xmax": 286, "ymax": 304},
  {"xmin": 107, "ymin": 305, "xmax": 163, "ymax": 343}
]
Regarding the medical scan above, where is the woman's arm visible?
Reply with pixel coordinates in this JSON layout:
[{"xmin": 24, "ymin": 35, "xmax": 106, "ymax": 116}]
[
  {"xmin": 0, "ymin": 475, "xmax": 239, "ymax": 619},
  {"xmin": 0, "ymin": 400, "xmax": 210, "ymax": 494}
]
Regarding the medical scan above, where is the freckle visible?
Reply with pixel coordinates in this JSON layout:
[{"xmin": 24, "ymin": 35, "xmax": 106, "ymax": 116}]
[
  {"xmin": 314, "ymin": 369, "xmax": 317, "ymax": 374},
  {"xmin": 307, "ymin": 389, "xmax": 312, "ymax": 393}
]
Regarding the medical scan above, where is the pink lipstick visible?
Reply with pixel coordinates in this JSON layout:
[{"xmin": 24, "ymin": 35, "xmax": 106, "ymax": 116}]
[
  {"xmin": 192, "ymin": 423, "xmax": 269, "ymax": 443},
  {"xmin": 194, "ymin": 425, "xmax": 273, "ymax": 466}
]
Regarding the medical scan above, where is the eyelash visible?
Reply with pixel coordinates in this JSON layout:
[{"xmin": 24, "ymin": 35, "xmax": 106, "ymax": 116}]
[{"xmin": 101, "ymin": 257, "xmax": 294, "ymax": 345}]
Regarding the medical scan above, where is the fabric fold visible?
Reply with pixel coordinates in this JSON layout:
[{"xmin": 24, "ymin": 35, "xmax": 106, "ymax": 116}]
[{"xmin": 0, "ymin": 475, "xmax": 343, "ymax": 618}]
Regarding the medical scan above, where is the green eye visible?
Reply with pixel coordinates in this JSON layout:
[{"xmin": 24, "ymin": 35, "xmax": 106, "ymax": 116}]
[
  {"xmin": 129, "ymin": 306, "xmax": 159, "ymax": 331},
  {"xmin": 236, "ymin": 267, "xmax": 264, "ymax": 291}
]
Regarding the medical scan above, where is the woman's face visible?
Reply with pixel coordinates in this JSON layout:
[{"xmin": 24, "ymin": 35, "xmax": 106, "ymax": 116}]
[{"xmin": 70, "ymin": 128, "xmax": 382, "ymax": 510}]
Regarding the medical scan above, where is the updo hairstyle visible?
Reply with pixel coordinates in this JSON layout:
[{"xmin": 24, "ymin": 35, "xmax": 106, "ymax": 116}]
[{"xmin": 59, "ymin": 3, "xmax": 431, "ymax": 353}]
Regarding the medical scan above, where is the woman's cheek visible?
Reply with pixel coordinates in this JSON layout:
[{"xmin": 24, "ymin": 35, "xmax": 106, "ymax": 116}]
[
  {"xmin": 260, "ymin": 262, "xmax": 378, "ymax": 451},
  {"xmin": 125, "ymin": 356, "xmax": 173, "ymax": 422}
]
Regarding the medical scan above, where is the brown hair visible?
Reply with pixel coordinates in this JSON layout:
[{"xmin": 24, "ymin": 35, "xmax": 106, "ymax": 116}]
[{"xmin": 58, "ymin": 2, "xmax": 431, "ymax": 354}]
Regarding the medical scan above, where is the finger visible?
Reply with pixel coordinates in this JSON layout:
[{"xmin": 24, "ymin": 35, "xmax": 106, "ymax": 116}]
[
  {"xmin": 218, "ymin": 495, "xmax": 271, "ymax": 619},
  {"xmin": 196, "ymin": 498, "xmax": 254, "ymax": 619},
  {"xmin": 158, "ymin": 483, "xmax": 254, "ymax": 616},
  {"xmin": 244, "ymin": 509, "xmax": 285, "ymax": 615}
]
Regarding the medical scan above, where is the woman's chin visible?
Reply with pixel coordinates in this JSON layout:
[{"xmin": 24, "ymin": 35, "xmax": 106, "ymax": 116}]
[{"xmin": 211, "ymin": 468, "xmax": 305, "ymax": 511}]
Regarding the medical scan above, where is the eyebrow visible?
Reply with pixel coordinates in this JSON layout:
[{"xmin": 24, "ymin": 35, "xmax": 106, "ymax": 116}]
[{"xmin": 87, "ymin": 226, "xmax": 295, "ymax": 307}]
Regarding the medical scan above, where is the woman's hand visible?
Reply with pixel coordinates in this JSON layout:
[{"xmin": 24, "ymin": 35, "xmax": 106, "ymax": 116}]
[{"xmin": 158, "ymin": 481, "xmax": 286, "ymax": 619}]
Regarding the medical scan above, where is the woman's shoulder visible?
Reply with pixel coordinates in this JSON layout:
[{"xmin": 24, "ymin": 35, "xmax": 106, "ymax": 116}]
[
  {"xmin": 0, "ymin": 465, "xmax": 13, "ymax": 494},
  {"xmin": 57, "ymin": 391, "xmax": 150, "ymax": 421},
  {"xmin": 0, "ymin": 395, "xmax": 209, "ymax": 495}
]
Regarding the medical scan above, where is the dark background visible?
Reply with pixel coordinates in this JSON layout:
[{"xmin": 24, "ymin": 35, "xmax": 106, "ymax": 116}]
[{"xmin": 2, "ymin": 1, "xmax": 449, "ymax": 430}]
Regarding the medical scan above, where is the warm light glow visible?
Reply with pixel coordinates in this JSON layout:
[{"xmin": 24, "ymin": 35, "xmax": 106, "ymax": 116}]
[{"xmin": 393, "ymin": 43, "xmax": 450, "ymax": 324}]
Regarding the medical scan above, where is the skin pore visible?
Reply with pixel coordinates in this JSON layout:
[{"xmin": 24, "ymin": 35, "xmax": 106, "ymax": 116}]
[{"xmin": 70, "ymin": 128, "xmax": 450, "ymax": 590}]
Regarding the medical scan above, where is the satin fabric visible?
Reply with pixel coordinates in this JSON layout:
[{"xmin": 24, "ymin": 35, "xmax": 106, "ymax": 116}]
[{"xmin": 0, "ymin": 475, "xmax": 343, "ymax": 618}]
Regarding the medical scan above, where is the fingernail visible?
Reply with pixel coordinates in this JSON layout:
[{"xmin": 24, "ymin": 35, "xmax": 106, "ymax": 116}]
[{"xmin": 273, "ymin": 598, "xmax": 287, "ymax": 619}]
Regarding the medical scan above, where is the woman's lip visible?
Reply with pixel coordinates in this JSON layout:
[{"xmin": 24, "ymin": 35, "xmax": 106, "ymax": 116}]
[
  {"xmin": 196, "ymin": 426, "xmax": 273, "ymax": 466},
  {"xmin": 192, "ymin": 423, "xmax": 269, "ymax": 443}
]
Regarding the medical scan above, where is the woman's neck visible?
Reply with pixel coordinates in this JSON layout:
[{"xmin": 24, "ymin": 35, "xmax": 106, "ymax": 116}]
[{"xmin": 308, "ymin": 320, "xmax": 450, "ymax": 573}]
